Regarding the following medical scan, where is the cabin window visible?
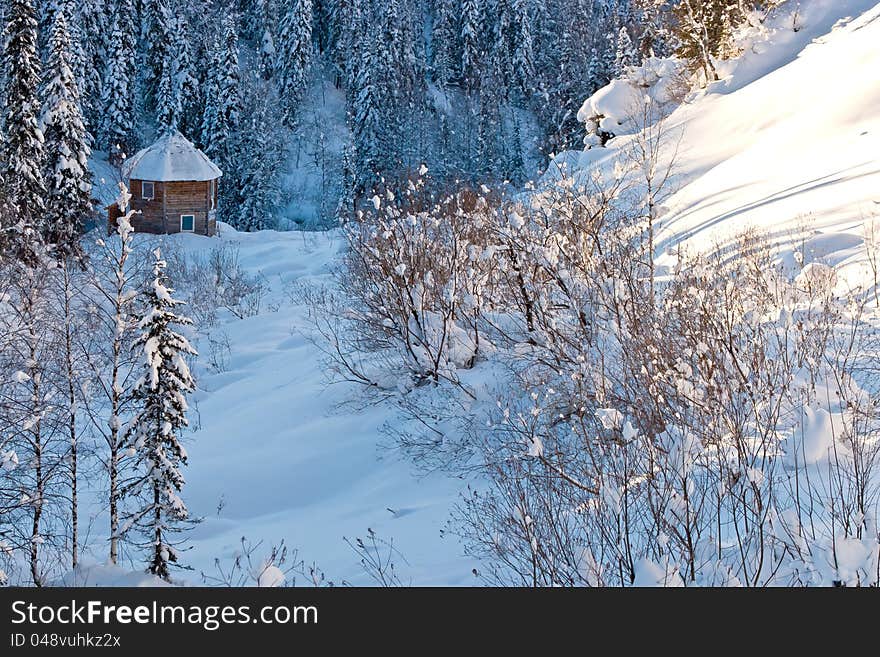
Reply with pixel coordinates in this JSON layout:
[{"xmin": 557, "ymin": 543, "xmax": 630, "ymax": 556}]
[
  {"xmin": 209, "ymin": 180, "xmax": 215, "ymax": 210},
  {"xmin": 180, "ymin": 215, "xmax": 195, "ymax": 232},
  {"xmin": 142, "ymin": 181, "xmax": 155, "ymax": 200}
]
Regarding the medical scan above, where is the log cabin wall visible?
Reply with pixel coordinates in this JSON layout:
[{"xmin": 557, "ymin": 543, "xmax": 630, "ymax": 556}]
[{"xmin": 115, "ymin": 179, "xmax": 218, "ymax": 236}]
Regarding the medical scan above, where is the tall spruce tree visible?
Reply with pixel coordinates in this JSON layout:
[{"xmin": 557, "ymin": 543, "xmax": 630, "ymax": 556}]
[
  {"xmin": 276, "ymin": 0, "xmax": 313, "ymax": 128},
  {"xmin": 430, "ymin": 0, "xmax": 457, "ymax": 87},
  {"xmin": 460, "ymin": 0, "xmax": 482, "ymax": 91},
  {"xmin": 613, "ymin": 25, "xmax": 636, "ymax": 76},
  {"xmin": 201, "ymin": 14, "xmax": 241, "ymax": 216},
  {"xmin": 511, "ymin": 0, "xmax": 535, "ymax": 97},
  {"xmin": 100, "ymin": 1, "xmax": 136, "ymax": 163},
  {"xmin": 122, "ymin": 249, "xmax": 197, "ymax": 582},
  {"xmin": 40, "ymin": 10, "xmax": 92, "ymax": 259},
  {"xmin": 71, "ymin": 0, "xmax": 105, "ymax": 128},
  {"xmin": 172, "ymin": 11, "xmax": 199, "ymax": 138},
  {"xmin": 0, "ymin": 0, "xmax": 46, "ymax": 252},
  {"xmin": 349, "ymin": 27, "xmax": 382, "ymax": 197}
]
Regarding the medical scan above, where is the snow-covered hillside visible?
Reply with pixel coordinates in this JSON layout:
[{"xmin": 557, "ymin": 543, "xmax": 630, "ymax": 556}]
[
  {"xmin": 63, "ymin": 225, "xmax": 476, "ymax": 586},
  {"xmin": 559, "ymin": 0, "xmax": 880, "ymax": 290},
  {"xmin": 66, "ymin": 0, "xmax": 880, "ymax": 587}
]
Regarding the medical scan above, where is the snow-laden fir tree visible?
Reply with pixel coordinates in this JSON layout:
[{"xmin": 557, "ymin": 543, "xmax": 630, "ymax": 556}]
[
  {"xmin": 276, "ymin": 0, "xmax": 313, "ymax": 128},
  {"xmin": 430, "ymin": 0, "xmax": 458, "ymax": 87},
  {"xmin": 375, "ymin": 0, "xmax": 424, "ymax": 173},
  {"xmin": 40, "ymin": 10, "xmax": 92, "ymax": 260},
  {"xmin": 259, "ymin": 25, "xmax": 276, "ymax": 79},
  {"xmin": 201, "ymin": 14, "xmax": 241, "ymax": 215},
  {"xmin": 71, "ymin": 0, "xmax": 106, "ymax": 128},
  {"xmin": 100, "ymin": 1, "xmax": 136, "ymax": 164},
  {"xmin": 334, "ymin": 0, "xmax": 360, "ymax": 93},
  {"xmin": 494, "ymin": 0, "xmax": 515, "ymax": 83},
  {"xmin": 155, "ymin": 55, "xmax": 178, "ymax": 133},
  {"xmin": 144, "ymin": 0, "xmax": 174, "ymax": 111},
  {"xmin": 349, "ymin": 27, "xmax": 382, "ymax": 198},
  {"xmin": 459, "ymin": 0, "xmax": 482, "ymax": 91},
  {"xmin": 339, "ymin": 0, "xmax": 362, "ymax": 105},
  {"xmin": 155, "ymin": 8, "xmax": 197, "ymax": 135},
  {"xmin": 613, "ymin": 24, "xmax": 636, "ymax": 76},
  {"xmin": 0, "ymin": 0, "xmax": 46, "ymax": 253},
  {"xmin": 122, "ymin": 249, "xmax": 197, "ymax": 582},
  {"xmin": 511, "ymin": 0, "xmax": 535, "ymax": 97},
  {"xmin": 199, "ymin": 33, "xmax": 223, "ymax": 149},
  {"xmin": 230, "ymin": 76, "xmax": 284, "ymax": 231},
  {"xmin": 171, "ymin": 11, "xmax": 199, "ymax": 137}
]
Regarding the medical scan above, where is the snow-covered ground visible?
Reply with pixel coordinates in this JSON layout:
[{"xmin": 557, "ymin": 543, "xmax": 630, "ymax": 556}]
[
  {"xmin": 71, "ymin": 226, "xmax": 477, "ymax": 586},
  {"xmin": 180, "ymin": 228, "xmax": 475, "ymax": 585},
  {"xmin": 560, "ymin": 0, "xmax": 880, "ymax": 292},
  {"xmin": 74, "ymin": 0, "xmax": 880, "ymax": 586}
]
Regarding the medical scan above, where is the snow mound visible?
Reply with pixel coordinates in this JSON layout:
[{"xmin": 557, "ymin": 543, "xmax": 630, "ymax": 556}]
[
  {"xmin": 123, "ymin": 130, "xmax": 222, "ymax": 182},
  {"xmin": 559, "ymin": 0, "xmax": 880, "ymax": 282},
  {"xmin": 577, "ymin": 57, "xmax": 684, "ymax": 148},
  {"xmin": 53, "ymin": 562, "xmax": 171, "ymax": 587}
]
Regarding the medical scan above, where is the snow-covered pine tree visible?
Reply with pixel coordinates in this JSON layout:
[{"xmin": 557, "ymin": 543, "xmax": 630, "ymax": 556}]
[
  {"xmin": 100, "ymin": 1, "xmax": 137, "ymax": 164},
  {"xmin": 460, "ymin": 0, "xmax": 482, "ymax": 92},
  {"xmin": 613, "ymin": 25, "xmax": 636, "ymax": 76},
  {"xmin": 339, "ymin": 0, "xmax": 362, "ymax": 105},
  {"xmin": 172, "ymin": 10, "xmax": 199, "ymax": 138},
  {"xmin": 199, "ymin": 33, "xmax": 222, "ymax": 150},
  {"xmin": 40, "ymin": 10, "xmax": 92, "ymax": 260},
  {"xmin": 202, "ymin": 14, "xmax": 241, "ymax": 215},
  {"xmin": 430, "ymin": 0, "xmax": 458, "ymax": 87},
  {"xmin": 511, "ymin": 0, "xmax": 535, "ymax": 98},
  {"xmin": 143, "ymin": 0, "xmax": 174, "ymax": 112},
  {"xmin": 586, "ymin": 46, "xmax": 607, "ymax": 94},
  {"xmin": 259, "ymin": 25, "xmax": 276, "ymax": 79},
  {"xmin": 71, "ymin": 0, "xmax": 106, "ymax": 129},
  {"xmin": 155, "ymin": 6, "xmax": 198, "ymax": 135},
  {"xmin": 334, "ymin": 0, "xmax": 359, "ymax": 93},
  {"xmin": 276, "ymin": 0, "xmax": 313, "ymax": 129},
  {"xmin": 230, "ymin": 76, "xmax": 284, "ymax": 231},
  {"xmin": 475, "ymin": 66, "xmax": 503, "ymax": 180},
  {"xmin": 155, "ymin": 52, "xmax": 178, "ymax": 132},
  {"xmin": 493, "ymin": 0, "xmax": 516, "ymax": 87},
  {"xmin": 0, "ymin": 0, "xmax": 46, "ymax": 254},
  {"xmin": 312, "ymin": 0, "xmax": 333, "ymax": 53},
  {"xmin": 122, "ymin": 249, "xmax": 197, "ymax": 582},
  {"xmin": 349, "ymin": 27, "xmax": 382, "ymax": 198}
]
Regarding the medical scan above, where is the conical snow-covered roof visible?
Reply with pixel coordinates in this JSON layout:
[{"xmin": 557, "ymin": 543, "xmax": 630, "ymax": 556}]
[{"xmin": 122, "ymin": 130, "xmax": 222, "ymax": 182}]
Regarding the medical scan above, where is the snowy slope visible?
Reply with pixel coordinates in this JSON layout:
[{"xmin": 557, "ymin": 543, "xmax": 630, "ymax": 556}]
[
  {"xmin": 559, "ymin": 0, "xmax": 880, "ymax": 289},
  {"xmin": 73, "ymin": 226, "xmax": 475, "ymax": 586},
  {"xmin": 73, "ymin": 0, "xmax": 880, "ymax": 587},
  {"xmin": 181, "ymin": 229, "xmax": 475, "ymax": 585}
]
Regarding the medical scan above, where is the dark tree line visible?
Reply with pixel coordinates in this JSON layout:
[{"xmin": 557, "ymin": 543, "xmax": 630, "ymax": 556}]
[{"xmin": 1, "ymin": 0, "xmax": 774, "ymax": 233}]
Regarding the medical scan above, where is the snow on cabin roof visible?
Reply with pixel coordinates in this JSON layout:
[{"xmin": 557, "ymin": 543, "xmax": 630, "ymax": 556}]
[{"xmin": 122, "ymin": 130, "xmax": 222, "ymax": 182}]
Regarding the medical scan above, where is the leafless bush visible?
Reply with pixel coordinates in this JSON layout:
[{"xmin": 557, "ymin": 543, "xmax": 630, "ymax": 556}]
[
  {"xmin": 202, "ymin": 536, "xmax": 297, "ymax": 587},
  {"xmin": 453, "ymin": 219, "xmax": 880, "ymax": 586},
  {"xmin": 165, "ymin": 243, "xmax": 268, "ymax": 327},
  {"xmin": 344, "ymin": 528, "xmax": 409, "ymax": 587}
]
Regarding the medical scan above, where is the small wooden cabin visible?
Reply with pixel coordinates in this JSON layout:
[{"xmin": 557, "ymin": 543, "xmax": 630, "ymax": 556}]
[{"xmin": 107, "ymin": 130, "xmax": 223, "ymax": 236}]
